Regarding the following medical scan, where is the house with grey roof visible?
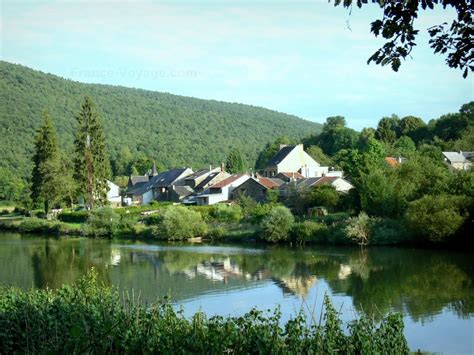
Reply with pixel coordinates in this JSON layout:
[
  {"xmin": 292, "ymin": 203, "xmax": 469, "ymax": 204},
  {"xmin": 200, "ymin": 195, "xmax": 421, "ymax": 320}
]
[
  {"xmin": 262, "ymin": 144, "xmax": 330, "ymax": 178},
  {"xmin": 125, "ymin": 167, "xmax": 193, "ymax": 205},
  {"xmin": 443, "ymin": 151, "xmax": 472, "ymax": 171},
  {"xmin": 279, "ymin": 176, "xmax": 353, "ymax": 198}
]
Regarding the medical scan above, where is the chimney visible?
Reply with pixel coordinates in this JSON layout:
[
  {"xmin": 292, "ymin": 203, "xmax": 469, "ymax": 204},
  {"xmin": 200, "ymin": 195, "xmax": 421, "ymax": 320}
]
[
  {"xmin": 220, "ymin": 162, "xmax": 225, "ymax": 172},
  {"xmin": 279, "ymin": 144, "xmax": 288, "ymax": 150},
  {"xmin": 209, "ymin": 165, "xmax": 212, "ymax": 172}
]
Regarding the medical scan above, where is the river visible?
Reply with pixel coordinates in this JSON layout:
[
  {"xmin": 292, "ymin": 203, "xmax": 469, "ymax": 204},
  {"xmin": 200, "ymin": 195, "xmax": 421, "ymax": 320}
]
[{"xmin": 0, "ymin": 232, "xmax": 473, "ymax": 354}]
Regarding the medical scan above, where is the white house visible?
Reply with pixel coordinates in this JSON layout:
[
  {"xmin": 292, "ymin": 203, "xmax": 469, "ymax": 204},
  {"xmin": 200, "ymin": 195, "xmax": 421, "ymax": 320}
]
[
  {"xmin": 107, "ymin": 180, "xmax": 122, "ymax": 207},
  {"xmin": 196, "ymin": 174, "xmax": 250, "ymax": 205},
  {"xmin": 262, "ymin": 144, "xmax": 329, "ymax": 178},
  {"xmin": 442, "ymin": 151, "xmax": 472, "ymax": 171},
  {"xmin": 280, "ymin": 176, "xmax": 354, "ymax": 196}
]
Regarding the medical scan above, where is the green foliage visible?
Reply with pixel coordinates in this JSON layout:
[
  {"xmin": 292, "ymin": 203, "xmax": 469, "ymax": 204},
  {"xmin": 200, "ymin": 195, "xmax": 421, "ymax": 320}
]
[
  {"xmin": 31, "ymin": 111, "xmax": 65, "ymax": 213},
  {"xmin": 371, "ymin": 218, "xmax": 411, "ymax": 245},
  {"xmin": 17, "ymin": 218, "xmax": 80, "ymax": 235},
  {"xmin": 290, "ymin": 220, "xmax": 328, "ymax": 245},
  {"xmin": 345, "ymin": 212, "xmax": 373, "ymax": 246},
  {"xmin": 393, "ymin": 135, "xmax": 416, "ymax": 156},
  {"xmin": 307, "ymin": 185, "xmax": 340, "ymax": 211},
  {"xmin": 57, "ymin": 210, "xmax": 89, "ymax": 223},
  {"xmin": 0, "ymin": 168, "xmax": 27, "ymax": 203},
  {"xmin": 335, "ymin": 0, "xmax": 473, "ymax": 78},
  {"xmin": 305, "ymin": 145, "xmax": 333, "ymax": 166},
  {"xmin": 157, "ymin": 206, "xmax": 207, "ymax": 240},
  {"xmin": 74, "ymin": 97, "xmax": 111, "ymax": 209},
  {"xmin": 375, "ymin": 115, "xmax": 400, "ymax": 143},
  {"xmin": 0, "ymin": 61, "xmax": 320, "ymax": 184},
  {"xmin": 225, "ymin": 148, "xmax": 245, "ymax": 174},
  {"xmin": 211, "ymin": 204, "xmax": 243, "ymax": 223},
  {"xmin": 83, "ymin": 208, "xmax": 119, "ymax": 238},
  {"xmin": 406, "ymin": 195, "xmax": 470, "ymax": 243},
  {"xmin": 313, "ymin": 116, "xmax": 358, "ymax": 156},
  {"xmin": 261, "ymin": 206, "xmax": 294, "ymax": 242},
  {"xmin": 0, "ymin": 270, "xmax": 409, "ymax": 354}
]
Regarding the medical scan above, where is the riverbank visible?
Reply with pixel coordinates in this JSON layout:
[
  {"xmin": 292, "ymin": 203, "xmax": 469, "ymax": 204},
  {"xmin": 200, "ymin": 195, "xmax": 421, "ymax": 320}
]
[
  {"xmin": 1, "ymin": 201, "xmax": 471, "ymax": 248},
  {"xmin": 0, "ymin": 269, "xmax": 408, "ymax": 354}
]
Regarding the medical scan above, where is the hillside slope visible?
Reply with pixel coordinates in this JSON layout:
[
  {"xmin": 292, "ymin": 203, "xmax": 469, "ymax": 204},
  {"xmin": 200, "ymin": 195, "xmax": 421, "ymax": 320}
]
[{"xmin": 0, "ymin": 61, "xmax": 321, "ymax": 179}]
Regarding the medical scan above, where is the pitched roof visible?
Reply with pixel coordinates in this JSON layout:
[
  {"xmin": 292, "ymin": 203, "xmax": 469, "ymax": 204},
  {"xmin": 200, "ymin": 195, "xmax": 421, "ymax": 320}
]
[
  {"xmin": 130, "ymin": 175, "xmax": 149, "ymax": 186},
  {"xmin": 277, "ymin": 172, "xmax": 305, "ymax": 180},
  {"xmin": 151, "ymin": 168, "xmax": 190, "ymax": 188},
  {"xmin": 173, "ymin": 185, "xmax": 194, "ymax": 198},
  {"xmin": 195, "ymin": 172, "xmax": 221, "ymax": 190},
  {"xmin": 267, "ymin": 146, "xmax": 295, "ymax": 166},
  {"xmin": 443, "ymin": 152, "xmax": 468, "ymax": 164},
  {"xmin": 126, "ymin": 181, "xmax": 152, "ymax": 196},
  {"xmin": 312, "ymin": 176, "xmax": 339, "ymax": 186},
  {"xmin": 210, "ymin": 174, "xmax": 245, "ymax": 188},
  {"xmin": 385, "ymin": 157, "xmax": 399, "ymax": 167},
  {"xmin": 185, "ymin": 169, "xmax": 213, "ymax": 181},
  {"xmin": 258, "ymin": 177, "xmax": 285, "ymax": 188}
]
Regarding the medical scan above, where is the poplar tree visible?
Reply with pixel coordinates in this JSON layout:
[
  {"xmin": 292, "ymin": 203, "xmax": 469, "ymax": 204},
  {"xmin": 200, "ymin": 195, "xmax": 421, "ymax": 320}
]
[
  {"xmin": 31, "ymin": 111, "xmax": 62, "ymax": 214},
  {"xmin": 74, "ymin": 97, "xmax": 111, "ymax": 209},
  {"xmin": 225, "ymin": 148, "xmax": 245, "ymax": 174}
]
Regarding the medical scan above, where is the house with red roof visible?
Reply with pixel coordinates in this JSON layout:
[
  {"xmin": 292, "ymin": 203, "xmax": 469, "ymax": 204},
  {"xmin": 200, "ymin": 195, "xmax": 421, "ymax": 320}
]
[{"xmin": 231, "ymin": 176, "xmax": 285, "ymax": 203}]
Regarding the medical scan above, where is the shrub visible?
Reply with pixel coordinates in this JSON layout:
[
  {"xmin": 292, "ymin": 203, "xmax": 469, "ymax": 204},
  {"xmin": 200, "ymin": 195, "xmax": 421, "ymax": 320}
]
[
  {"xmin": 290, "ymin": 220, "xmax": 328, "ymax": 245},
  {"xmin": 0, "ymin": 209, "xmax": 9, "ymax": 216},
  {"xmin": 261, "ymin": 206, "xmax": 294, "ymax": 242},
  {"xmin": 406, "ymin": 194, "xmax": 470, "ymax": 243},
  {"xmin": 57, "ymin": 210, "xmax": 88, "ymax": 223},
  {"xmin": 83, "ymin": 208, "xmax": 120, "ymax": 238},
  {"xmin": 345, "ymin": 212, "xmax": 373, "ymax": 246},
  {"xmin": 0, "ymin": 270, "xmax": 409, "ymax": 354},
  {"xmin": 157, "ymin": 206, "xmax": 207, "ymax": 240},
  {"xmin": 18, "ymin": 218, "xmax": 51, "ymax": 233},
  {"xmin": 371, "ymin": 218, "xmax": 411, "ymax": 245},
  {"xmin": 207, "ymin": 225, "xmax": 226, "ymax": 240},
  {"xmin": 211, "ymin": 204, "xmax": 243, "ymax": 223}
]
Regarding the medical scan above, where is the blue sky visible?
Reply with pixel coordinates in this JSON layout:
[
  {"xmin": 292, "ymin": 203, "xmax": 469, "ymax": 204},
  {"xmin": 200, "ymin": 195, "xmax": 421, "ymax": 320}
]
[{"xmin": 1, "ymin": 0, "xmax": 472, "ymax": 130}]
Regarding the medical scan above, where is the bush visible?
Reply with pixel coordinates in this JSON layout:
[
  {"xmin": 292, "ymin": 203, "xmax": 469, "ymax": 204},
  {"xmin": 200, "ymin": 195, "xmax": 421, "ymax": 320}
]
[
  {"xmin": 290, "ymin": 220, "xmax": 328, "ymax": 245},
  {"xmin": 207, "ymin": 225, "xmax": 226, "ymax": 240},
  {"xmin": 157, "ymin": 206, "xmax": 207, "ymax": 240},
  {"xmin": 345, "ymin": 212, "xmax": 373, "ymax": 246},
  {"xmin": 406, "ymin": 194, "xmax": 470, "ymax": 243},
  {"xmin": 371, "ymin": 218, "xmax": 411, "ymax": 245},
  {"xmin": 83, "ymin": 208, "xmax": 120, "ymax": 238},
  {"xmin": 261, "ymin": 206, "xmax": 294, "ymax": 242},
  {"xmin": 57, "ymin": 210, "xmax": 88, "ymax": 223},
  {"xmin": 211, "ymin": 204, "xmax": 243, "ymax": 223},
  {"xmin": 18, "ymin": 218, "xmax": 51, "ymax": 233},
  {"xmin": 0, "ymin": 270, "xmax": 409, "ymax": 354}
]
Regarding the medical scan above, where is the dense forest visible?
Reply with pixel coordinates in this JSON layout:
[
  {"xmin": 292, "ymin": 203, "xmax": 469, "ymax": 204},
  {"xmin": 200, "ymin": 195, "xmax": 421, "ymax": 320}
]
[{"xmin": 0, "ymin": 61, "xmax": 321, "ymax": 181}]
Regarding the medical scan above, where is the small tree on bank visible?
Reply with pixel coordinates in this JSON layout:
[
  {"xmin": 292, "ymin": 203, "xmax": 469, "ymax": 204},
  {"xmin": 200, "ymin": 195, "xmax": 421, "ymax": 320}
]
[{"xmin": 74, "ymin": 97, "xmax": 111, "ymax": 210}]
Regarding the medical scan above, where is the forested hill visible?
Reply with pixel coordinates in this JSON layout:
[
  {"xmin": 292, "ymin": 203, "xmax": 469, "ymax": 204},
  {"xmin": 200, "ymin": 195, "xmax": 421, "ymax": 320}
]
[{"xmin": 0, "ymin": 61, "xmax": 321, "ymax": 179}]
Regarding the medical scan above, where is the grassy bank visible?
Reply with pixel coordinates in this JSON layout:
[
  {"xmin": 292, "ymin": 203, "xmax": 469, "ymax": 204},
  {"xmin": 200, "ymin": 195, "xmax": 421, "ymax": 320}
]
[{"xmin": 0, "ymin": 270, "xmax": 409, "ymax": 354}]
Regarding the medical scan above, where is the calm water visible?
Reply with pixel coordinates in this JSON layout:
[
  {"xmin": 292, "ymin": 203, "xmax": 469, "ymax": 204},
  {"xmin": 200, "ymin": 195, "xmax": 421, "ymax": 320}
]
[{"xmin": 0, "ymin": 232, "xmax": 473, "ymax": 354}]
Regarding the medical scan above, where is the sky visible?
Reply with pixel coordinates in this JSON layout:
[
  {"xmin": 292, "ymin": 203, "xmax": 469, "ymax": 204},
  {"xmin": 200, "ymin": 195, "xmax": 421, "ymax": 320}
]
[{"xmin": 1, "ymin": 0, "xmax": 472, "ymax": 130}]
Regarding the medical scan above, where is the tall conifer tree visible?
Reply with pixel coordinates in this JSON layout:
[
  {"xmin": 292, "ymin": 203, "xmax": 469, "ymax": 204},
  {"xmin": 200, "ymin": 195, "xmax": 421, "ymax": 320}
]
[
  {"xmin": 225, "ymin": 148, "xmax": 245, "ymax": 174},
  {"xmin": 31, "ymin": 111, "xmax": 62, "ymax": 213},
  {"xmin": 74, "ymin": 97, "xmax": 110, "ymax": 209}
]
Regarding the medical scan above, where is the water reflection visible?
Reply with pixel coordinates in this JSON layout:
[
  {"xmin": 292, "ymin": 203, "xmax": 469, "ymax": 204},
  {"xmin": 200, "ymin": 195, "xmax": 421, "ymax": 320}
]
[{"xmin": 1, "ymin": 232, "xmax": 472, "ymax": 323}]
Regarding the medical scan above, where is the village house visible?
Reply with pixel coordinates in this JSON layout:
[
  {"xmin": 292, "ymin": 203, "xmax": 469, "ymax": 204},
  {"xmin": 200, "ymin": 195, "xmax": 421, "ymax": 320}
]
[
  {"xmin": 442, "ymin": 151, "xmax": 472, "ymax": 171},
  {"xmin": 280, "ymin": 176, "xmax": 354, "ymax": 197},
  {"xmin": 125, "ymin": 167, "xmax": 193, "ymax": 205},
  {"xmin": 106, "ymin": 180, "xmax": 122, "ymax": 207},
  {"xmin": 231, "ymin": 176, "xmax": 284, "ymax": 203},
  {"xmin": 196, "ymin": 174, "xmax": 249, "ymax": 206},
  {"xmin": 262, "ymin": 144, "xmax": 330, "ymax": 178}
]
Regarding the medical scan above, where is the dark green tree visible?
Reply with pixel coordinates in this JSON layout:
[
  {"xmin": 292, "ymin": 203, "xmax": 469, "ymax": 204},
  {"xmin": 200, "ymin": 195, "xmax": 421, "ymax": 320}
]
[
  {"xmin": 316, "ymin": 116, "xmax": 358, "ymax": 156},
  {"xmin": 31, "ymin": 111, "xmax": 63, "ymax": 213},
  {"xmin": 74, "ymin": 97, "xmax": 111, "ymax": 210},
  {"xmin": 375, "ymin": 115, "xmax": 400, "ymax": 143},
  {"xmin": 225, "ymin": 148, "xmax": 245, "ymax": 174},
  {"xmin": 333, "ymin": 0, "xmax": 473, "ymax": 77}
]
